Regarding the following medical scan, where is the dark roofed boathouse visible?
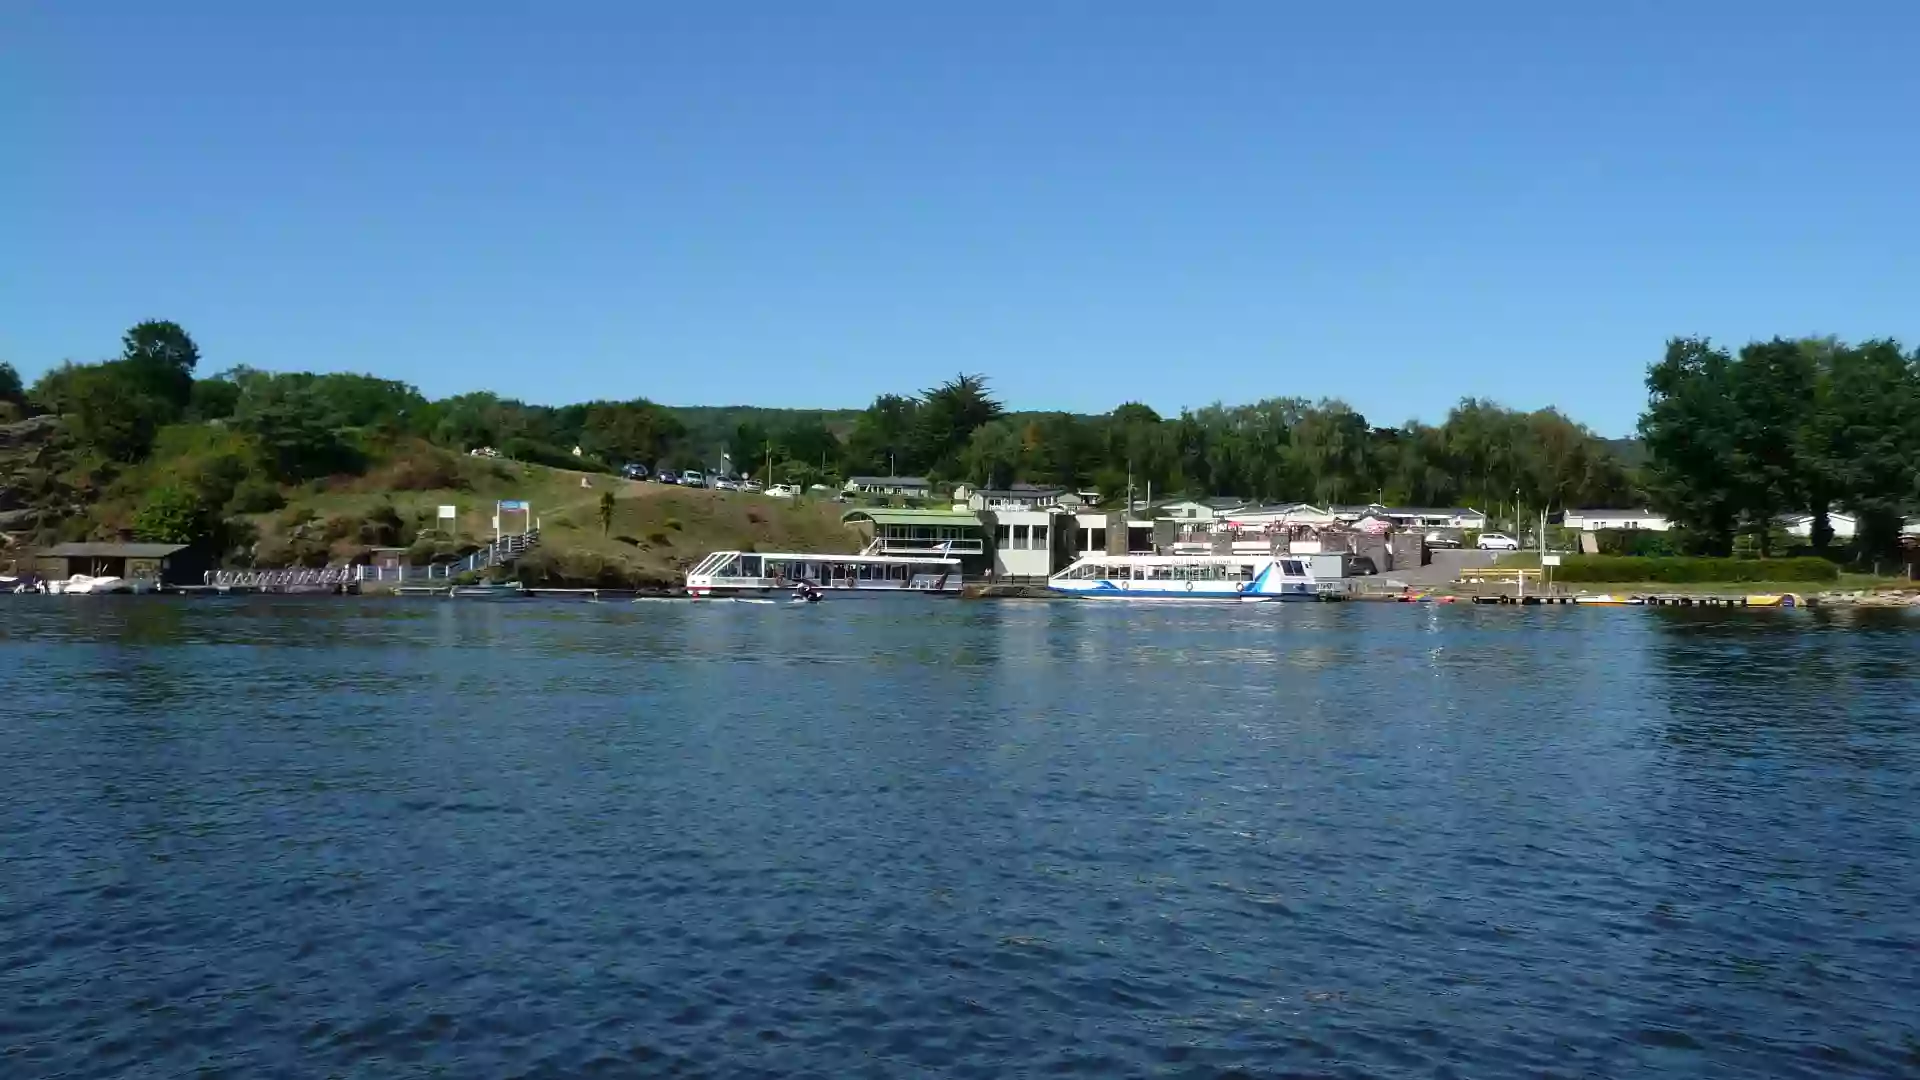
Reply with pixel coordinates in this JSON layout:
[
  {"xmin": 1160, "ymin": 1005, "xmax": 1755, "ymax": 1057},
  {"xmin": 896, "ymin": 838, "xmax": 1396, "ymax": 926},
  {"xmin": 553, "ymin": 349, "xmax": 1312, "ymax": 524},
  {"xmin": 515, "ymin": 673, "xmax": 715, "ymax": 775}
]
[{"xmin": 35, "ymin": 542, "xmax": 212, "ymax": 588}]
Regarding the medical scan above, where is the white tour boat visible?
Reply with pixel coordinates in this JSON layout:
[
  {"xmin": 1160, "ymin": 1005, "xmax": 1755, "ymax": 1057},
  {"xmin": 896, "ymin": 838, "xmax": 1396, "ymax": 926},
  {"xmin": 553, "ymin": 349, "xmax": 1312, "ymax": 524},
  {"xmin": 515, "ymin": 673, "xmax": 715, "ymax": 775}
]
[
  {"xmin": 685, "ymin": 550, "xmax": 963, "ymax": 598},
  {"xmin": 1047, "ymin": 553, "xmax": 1319, "ymax": 602}
]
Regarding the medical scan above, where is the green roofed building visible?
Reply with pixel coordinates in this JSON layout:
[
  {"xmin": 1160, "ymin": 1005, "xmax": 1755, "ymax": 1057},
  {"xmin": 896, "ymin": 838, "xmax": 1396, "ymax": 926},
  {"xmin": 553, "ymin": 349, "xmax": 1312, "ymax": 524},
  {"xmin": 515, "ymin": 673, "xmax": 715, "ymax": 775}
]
[{"xmin": 841, "ymin": 507, "xmax": 990, "ymax": 574}]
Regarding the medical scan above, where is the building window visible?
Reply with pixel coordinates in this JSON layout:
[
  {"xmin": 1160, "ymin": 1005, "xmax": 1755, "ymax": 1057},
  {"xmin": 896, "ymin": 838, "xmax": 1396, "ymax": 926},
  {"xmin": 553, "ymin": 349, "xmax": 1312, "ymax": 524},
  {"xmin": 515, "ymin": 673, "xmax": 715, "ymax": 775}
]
[
  {"xmin": 1032, "ymin": 524, "xmax": 1047, "ymax": 547},
  {"xmin": 997, "ymin": 524, "xmax": 1011, "ymax": 546},
  {"xmin": 1090, "ymin": 528, "xmax": 1107, "ymax": 551},
  {"xmin": 1013, "ymin": 524, "xmax": 1030, "ymax": 548}
]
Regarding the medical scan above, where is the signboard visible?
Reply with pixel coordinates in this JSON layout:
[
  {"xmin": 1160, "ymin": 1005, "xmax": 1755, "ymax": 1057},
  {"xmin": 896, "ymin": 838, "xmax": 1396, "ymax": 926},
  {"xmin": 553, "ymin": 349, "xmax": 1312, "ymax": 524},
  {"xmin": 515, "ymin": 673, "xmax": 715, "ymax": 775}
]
[
  {"xmin": 498, "ymin": 500, "xmax": 529, "ymax": 511},
  {"xmin": 437, "ymin": 505, "xmax": 457, "ymax": 520},
  {"xmin": 1542, "ymin": 554, "xmax": 1563, "ymax": 567}
]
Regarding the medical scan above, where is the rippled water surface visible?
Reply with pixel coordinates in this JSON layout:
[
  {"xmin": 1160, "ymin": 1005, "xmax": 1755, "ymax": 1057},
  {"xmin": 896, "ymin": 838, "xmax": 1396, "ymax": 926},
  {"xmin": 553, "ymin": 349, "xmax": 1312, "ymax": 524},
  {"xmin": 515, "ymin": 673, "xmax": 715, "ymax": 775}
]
[{"xmin": 4, "ymin": 597, "xmax": 1920, "ymax": 1078}]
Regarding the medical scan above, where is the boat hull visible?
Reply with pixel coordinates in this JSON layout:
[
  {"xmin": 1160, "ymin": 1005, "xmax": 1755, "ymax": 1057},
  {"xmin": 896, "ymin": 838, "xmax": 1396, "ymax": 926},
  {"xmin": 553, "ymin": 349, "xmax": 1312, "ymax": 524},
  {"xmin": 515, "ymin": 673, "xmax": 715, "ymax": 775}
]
[{"xmin": 1049, "ymin": 587, "xmax": 1318, "ymax": 602}]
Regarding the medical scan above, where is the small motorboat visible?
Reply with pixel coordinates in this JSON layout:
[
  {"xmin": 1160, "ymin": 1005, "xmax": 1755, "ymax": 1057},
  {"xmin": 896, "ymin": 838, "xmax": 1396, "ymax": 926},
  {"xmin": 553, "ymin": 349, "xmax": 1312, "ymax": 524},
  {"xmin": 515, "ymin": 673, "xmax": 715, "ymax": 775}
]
[
  {"xmin": 49, "ymin": 574, "xmax": 145, "ymax": 595},
  {"xmin": 791, "ymin": 582, "xmax": 824, "ymax": 604}
]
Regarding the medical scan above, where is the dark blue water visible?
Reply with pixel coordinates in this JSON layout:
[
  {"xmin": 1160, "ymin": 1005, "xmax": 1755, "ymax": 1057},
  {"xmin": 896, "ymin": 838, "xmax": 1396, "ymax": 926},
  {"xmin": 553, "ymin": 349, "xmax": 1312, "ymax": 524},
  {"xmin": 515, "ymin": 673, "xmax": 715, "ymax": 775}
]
[{"xmin": 4, "ymin": 598, "xmax": 1919, "ymax": 1078}]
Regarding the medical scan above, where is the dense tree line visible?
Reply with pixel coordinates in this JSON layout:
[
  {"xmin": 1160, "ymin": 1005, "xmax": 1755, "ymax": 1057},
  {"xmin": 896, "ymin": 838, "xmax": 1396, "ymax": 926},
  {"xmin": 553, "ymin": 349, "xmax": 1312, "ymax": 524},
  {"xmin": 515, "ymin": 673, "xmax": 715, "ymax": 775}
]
[
  {"xmin": 823, "ymin": 376, "xmax": 1636, "ymax": 524},
  {"xmin": 13, "ymin": 322, "xmax": 1646, "ymax": 551},
  {"xmin": 1640, "ymin": 336, "xmax": 1920, "ymax": 559}
]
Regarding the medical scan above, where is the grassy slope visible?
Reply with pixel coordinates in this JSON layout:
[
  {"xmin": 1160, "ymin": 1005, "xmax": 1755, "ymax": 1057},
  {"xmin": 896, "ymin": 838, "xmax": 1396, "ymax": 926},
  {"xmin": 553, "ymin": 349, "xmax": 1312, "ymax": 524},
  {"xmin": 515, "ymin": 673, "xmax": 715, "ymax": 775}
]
[{"xmin": 260, "ymin": 448, "xmax": 862, "ymax": 586}]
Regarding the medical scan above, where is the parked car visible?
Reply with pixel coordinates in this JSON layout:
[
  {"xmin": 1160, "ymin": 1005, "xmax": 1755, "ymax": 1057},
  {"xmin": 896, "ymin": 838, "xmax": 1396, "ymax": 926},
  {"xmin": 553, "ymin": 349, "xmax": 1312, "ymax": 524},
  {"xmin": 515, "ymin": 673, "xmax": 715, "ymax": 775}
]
[
  {"xmin": 1424, "ymin": 531, "xmax": 1460, "ymax": 549},
  {"xmin": 713, "ymin": 477, "xmax": 739, "ymax": 491},
  {"xmin": 680, "ymin": 470, "xmax": 707, "ymax": 489},
  {"xmin": 656, "ymin": 470, "xmax": 679, "ymax": 485},
  {"xmin": 620, "ymin": 463, "xmax": 649, "ymax": 481},
  {"xmin": 468, "ymin": 446, "xmax": 500, "ymax": 458},
  {"xmin": 741, "ymin": 480, "xmax": 765, "ymax": 494},
  {"xmin": 1477, "ymin": 531, "xmax": 1520, "ymax": 551},
  {"xmin": 1343, "ymin": 554, "xmax": 1379, "ymax": 576},
  {"xmin": 765, "ymin": 484, "xmax": 798, "ymax": 499}
]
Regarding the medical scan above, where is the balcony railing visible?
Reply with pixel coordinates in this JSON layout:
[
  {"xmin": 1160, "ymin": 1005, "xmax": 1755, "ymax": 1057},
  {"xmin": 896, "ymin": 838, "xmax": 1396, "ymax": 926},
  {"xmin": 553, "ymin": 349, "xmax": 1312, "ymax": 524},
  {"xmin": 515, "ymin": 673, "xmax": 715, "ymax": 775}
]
[{"xmin": 872, "ymin": 536, "xmax": 985, "ymax": 555}]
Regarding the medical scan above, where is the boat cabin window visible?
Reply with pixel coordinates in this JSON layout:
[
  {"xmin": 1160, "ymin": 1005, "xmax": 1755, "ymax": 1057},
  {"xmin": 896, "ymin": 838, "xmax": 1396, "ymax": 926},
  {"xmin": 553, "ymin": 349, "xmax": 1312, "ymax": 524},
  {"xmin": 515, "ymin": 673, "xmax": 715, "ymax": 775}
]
[
  {"xmin": 738, "ymin": 555, "xmax": 763, "ymax": 578},
  {"xmin": 1280, "ymin": 559, "xmax": 1305, "ymax": 576}
]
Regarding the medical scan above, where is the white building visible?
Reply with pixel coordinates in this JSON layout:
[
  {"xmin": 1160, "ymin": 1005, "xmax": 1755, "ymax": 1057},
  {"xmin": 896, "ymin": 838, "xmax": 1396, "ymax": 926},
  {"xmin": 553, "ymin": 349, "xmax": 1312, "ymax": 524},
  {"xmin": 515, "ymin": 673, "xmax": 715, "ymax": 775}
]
[
  {"xmin": 988, "ymin": 509, "xmax": 1060, "ymax": 578},
  {"xmin": 964, "ymin": 483, "xmax": 1066, "ymax": 511},
  {"xmin": 845, "ymin": 476, "xmax": 932, "ymax": 497},
  {"xmin": 1330, "ymin": 504, "xmax": 1488, "ymax": 530},
  {"xmin": 1149, "ymin": 499, "xmax": 1218, "ymax": 522},
  {"xmin": 1215, "ymin": 503, "xmax": 1337, "ymax": 529},
  {"xmin": 1564, "ymin": 508, "xmax": 1671, "ymax": 532}
]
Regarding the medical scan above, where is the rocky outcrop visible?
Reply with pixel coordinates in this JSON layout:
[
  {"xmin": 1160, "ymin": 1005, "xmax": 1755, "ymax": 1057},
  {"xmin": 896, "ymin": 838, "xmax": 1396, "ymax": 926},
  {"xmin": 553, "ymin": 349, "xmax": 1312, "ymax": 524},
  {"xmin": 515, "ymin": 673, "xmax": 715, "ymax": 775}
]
[
  {"xmin": 0, "ymin": 414, "xmax": 78, "ymax": 546},
  {"xmin": 0, "ymin": 414, "xmax": 62, "ymax": 450}
]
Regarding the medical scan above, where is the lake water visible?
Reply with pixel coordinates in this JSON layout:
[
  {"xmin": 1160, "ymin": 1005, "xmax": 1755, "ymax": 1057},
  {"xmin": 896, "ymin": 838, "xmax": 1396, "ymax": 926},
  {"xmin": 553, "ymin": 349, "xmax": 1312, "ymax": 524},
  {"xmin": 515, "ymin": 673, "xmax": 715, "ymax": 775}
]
[{"xmin": 4, "ymin": 598, "xmax": 1919, "ymax": 1078}]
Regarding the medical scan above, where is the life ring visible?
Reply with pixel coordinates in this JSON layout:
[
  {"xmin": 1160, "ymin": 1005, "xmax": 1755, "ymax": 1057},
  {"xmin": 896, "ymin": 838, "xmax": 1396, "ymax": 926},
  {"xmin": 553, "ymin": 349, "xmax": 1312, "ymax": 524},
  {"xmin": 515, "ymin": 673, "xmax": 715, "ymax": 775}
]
[{"xmin": 1185, "ymin": 581, "xmax": 1194, "ymax": 592}]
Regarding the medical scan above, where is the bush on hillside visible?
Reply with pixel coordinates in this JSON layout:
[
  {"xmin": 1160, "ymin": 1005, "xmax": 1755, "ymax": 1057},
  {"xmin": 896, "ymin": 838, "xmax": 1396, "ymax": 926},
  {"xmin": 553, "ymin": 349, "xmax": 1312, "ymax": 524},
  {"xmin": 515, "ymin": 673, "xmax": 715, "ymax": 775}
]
[
  {"xmin": 501, "ymin": 437, "xmax": 615, "ymax": 474},
  {"xmin": 359, "ymin": 445, "xmax": 468, "ymax": 492},
  {"xmin": 1592, "ymin": 529, "xmax": 1679, "ymax": 557},
  {"xmin": 1554, "ymin": 555, "xmax": 1838, "ymax": 583}
]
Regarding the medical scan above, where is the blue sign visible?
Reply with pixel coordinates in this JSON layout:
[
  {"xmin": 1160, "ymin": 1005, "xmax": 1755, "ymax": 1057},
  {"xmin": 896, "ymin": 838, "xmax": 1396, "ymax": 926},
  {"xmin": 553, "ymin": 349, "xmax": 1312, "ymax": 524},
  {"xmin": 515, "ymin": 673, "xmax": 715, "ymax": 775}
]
[{"xmin": 498, "ymin": 500, "xmax": 529, "ymax": 511}]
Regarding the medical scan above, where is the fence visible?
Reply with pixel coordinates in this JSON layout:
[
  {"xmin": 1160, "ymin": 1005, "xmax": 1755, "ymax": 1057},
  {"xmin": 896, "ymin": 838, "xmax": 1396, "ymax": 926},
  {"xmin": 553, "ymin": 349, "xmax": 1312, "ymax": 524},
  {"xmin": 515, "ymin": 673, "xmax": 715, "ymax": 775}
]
[{"xmin": 209, "ymin": 530, "xmax": 542, "ymax": 590}]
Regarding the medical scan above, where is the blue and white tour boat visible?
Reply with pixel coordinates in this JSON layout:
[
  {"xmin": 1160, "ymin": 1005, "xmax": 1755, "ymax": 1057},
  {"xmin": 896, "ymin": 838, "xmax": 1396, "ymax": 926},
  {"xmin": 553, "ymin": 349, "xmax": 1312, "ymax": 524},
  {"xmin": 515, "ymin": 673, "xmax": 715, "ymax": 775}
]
[{"xmin": 1046, "ymin": 553, "xmax": 1318, "ymax": 601}]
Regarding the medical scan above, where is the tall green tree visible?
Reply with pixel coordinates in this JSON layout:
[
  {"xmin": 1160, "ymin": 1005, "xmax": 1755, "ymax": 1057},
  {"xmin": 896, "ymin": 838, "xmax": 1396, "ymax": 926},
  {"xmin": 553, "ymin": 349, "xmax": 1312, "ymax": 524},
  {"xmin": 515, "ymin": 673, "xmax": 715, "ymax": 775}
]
[
  {"xmin": 0, "ymin": 361, "xmax": 21, "ymax": 405},
  {"xmin": 1726, "ymin": 338, "xmax": 1816, "ymax": 555},
  {"xmin": 64, "ymin": 364, "xmax": 170, "ymax": 462},
  {"xmin": 1639, "ymin": 338, "xmax": 1742, "ymax": 555},
  {"xmin": 118, "ymin": 320, "xmax": 200, "ymax": 415},
  {"xmin": 581, "ymin": 400, "xmax": 683, "ymax": 466},
  {"xmin": 960, "ymin": 419, "xmax": 1024, "ymax": 489},
  {"xmin": 1288, "ymin": 401, "xmax": 1374, "ymax": 506},
  {"xmin": 779, "ymin": 418, "xmax": 843, "ymax": 474},
  {"xmin": 232, "ymin": 380, "xmax": 362, "ymax": 481},
  {"xmin": 1812, "ymin": 340, "xmax": 1920, "ymax": 559},
  {"xmin": 911, "ymin": 374, "xmax": 1002, "ymax": 477},
  {"xmin": 843, "ymin": 394, "xmax": 919, "ymax": 475}
]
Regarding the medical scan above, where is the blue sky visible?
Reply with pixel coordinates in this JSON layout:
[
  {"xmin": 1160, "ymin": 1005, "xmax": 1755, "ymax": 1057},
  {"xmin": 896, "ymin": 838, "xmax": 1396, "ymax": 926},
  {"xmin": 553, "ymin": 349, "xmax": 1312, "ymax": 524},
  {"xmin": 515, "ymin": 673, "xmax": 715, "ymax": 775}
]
[{"xmin": 7, "ymin": 2, "xmax": 1918, "ymax": 436}]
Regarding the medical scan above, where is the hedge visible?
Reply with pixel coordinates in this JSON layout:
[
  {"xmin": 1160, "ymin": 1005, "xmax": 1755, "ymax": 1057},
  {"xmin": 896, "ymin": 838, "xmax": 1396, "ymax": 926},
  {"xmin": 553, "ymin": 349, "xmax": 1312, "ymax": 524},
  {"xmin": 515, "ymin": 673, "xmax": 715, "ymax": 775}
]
[
  {"xmin": 1553, "ymin": 555, "xmax": 1838, "ymax": 583},
  {"xmin": 1590, "ymin": 528, "xmax": 1678, "ymax": 557}
]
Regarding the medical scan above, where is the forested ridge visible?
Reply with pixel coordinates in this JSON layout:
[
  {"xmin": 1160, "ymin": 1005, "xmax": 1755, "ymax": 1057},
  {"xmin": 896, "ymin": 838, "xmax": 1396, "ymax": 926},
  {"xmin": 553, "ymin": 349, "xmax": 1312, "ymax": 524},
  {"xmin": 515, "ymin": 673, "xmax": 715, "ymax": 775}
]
[{"xmin": 3, "ymin": 323, "xmax": 1917, "ymax": 564}]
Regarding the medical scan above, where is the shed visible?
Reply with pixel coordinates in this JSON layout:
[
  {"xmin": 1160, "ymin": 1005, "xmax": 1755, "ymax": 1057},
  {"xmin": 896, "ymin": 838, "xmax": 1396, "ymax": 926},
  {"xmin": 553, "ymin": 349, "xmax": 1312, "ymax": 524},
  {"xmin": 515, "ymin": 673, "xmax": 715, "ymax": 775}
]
[{"xmin": 35, "ymin": 542, "xmax": 212, "ymax": 587}]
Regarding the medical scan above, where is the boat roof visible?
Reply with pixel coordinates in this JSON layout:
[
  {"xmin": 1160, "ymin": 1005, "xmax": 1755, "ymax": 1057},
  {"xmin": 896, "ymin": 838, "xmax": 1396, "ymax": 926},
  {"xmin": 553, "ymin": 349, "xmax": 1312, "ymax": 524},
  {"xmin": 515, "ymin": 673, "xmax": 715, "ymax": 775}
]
[
  {"xmin": 703, "ymin": 550, "xmax": 960, "ymax": 566},
  {"xmin": 840, "ymin": 508, "xmax": 982, "ymax": 527},
  {"xmin": 1066, "ymin": 552, "xmax": 1300, "ymax": 565}
]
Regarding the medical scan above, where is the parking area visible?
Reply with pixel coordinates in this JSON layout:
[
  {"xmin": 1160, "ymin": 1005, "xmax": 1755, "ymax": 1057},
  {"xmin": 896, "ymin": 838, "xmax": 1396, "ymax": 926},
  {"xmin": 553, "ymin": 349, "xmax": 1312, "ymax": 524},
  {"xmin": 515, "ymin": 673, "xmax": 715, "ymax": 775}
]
[{"xmin": 1373, "ymin": 548, "xmax": 1504, "ymax": 588}]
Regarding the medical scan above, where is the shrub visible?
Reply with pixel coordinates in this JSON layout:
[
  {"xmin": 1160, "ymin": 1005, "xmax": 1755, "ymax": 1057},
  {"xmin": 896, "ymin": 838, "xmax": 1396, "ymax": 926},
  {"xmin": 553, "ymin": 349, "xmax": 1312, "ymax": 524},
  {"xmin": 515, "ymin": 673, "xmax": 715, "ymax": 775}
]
[
  {"xmin": 664, "ymin": 517, "xmax": 683, "ymax": 531},
  {"xmin": 225, "ymin": 476, "xmax": 285, "ymax": 514},
  {"xmin": 1554, "ymin": 556, "xmax": 1838, "ymax": 584},
  {"xmin": 646, "ymin": 530, "xmax": 670, "ymax": 546},
  {"xmin": 373, "ymin": 450, "xmax": 465, "ymax": 492},
  {"xmin": 1592, "ymin": 529, "xmax": 1678, "ymax": 557}
]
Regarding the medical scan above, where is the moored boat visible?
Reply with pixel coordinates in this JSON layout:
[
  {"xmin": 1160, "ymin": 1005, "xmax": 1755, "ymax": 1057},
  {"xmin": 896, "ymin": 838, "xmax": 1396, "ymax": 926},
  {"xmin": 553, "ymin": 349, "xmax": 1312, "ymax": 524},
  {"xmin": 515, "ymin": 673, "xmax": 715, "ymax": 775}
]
[
  {"xmin": 1047, "ymin": 553, "xmax": 1318, "ymax": 601},
  {"xmin": 46, "ymin": 574, "xmax": 152, "ymax": 595},
  {"xmin": 685, "ymin": 550, "xmax": 963, "ymax": 598}
]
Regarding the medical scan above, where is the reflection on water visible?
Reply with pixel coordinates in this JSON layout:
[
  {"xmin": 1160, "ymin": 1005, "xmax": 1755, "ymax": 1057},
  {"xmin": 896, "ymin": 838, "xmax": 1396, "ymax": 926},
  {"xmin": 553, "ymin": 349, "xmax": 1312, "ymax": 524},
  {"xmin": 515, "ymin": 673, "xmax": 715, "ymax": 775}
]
[{"xmin": 2, "ymin": 597, "xmax": 1918, "ymax": 1078}]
